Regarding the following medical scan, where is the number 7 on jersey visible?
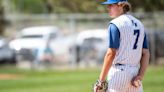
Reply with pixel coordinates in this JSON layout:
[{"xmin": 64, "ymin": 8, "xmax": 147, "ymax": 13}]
[{"xmin": 133, "ymin": 29, "xmax": 140, "ymax": 49}]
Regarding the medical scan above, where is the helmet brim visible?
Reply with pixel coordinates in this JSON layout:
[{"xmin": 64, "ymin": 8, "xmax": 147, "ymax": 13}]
[{"xmin": 101, "ymin": 1, "xmax": 118, "ymax": 5}]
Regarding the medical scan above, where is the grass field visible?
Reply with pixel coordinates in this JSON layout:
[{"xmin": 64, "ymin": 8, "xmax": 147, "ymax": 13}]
[{"xmin": 0, "ymin": 66, "xmax": 164, "ymax": 92}]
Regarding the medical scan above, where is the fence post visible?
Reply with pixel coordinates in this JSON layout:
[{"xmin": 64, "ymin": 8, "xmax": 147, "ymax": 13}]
[
  {"xmin": 69, "ymin": 16, "xmax": 77, "ymax": 68},
  {"xmin": 149, "ymin": 30, "xmax": 156, "ymax": 65}
]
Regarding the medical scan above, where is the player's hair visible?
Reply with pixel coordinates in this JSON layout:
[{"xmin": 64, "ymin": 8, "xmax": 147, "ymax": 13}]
[{"xmin": 118, "ymin": 2, "xmax": 131, "ymax": 13}]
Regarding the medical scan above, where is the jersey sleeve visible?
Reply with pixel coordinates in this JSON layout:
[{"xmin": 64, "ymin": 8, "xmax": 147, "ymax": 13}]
[
  {"xmin": 143, "ymin": 33, "xmax": 149, "ymax": 49},
  {"xmin": 108, "ymin": 23, "xmax": 120, "ymax": 49}
]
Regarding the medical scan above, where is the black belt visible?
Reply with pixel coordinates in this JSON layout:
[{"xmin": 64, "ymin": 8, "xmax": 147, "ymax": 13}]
[{"xmin": 115, "ymin": 63, "xmax": 124, "ymax": 66}]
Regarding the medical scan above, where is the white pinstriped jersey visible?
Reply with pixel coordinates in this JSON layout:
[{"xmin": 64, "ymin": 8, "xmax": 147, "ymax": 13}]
[{"xmin": 110, "ymin": 14, "xmax": 145, "ymax": 66}]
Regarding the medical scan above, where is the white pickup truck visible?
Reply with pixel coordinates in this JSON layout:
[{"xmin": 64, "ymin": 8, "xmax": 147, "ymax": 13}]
[{"xmin": 9, "ymin": 26, "xmax": 60, "ymax": 63}]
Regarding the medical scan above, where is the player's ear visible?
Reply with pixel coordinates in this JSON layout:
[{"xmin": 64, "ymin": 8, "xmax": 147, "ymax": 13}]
[{"xmin": 122, "ymin": 2, "xmax": 131, "ymax": 13}]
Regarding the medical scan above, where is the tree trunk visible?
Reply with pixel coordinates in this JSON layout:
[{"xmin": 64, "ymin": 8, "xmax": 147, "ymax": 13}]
[{"xmin": 0, "ymin": 6, "xmax": 5, "ymax": 35}]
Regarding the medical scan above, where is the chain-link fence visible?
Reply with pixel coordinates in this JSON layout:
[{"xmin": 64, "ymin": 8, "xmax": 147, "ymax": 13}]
[
  {"xmin": 5, "ymin": 12, "xmax": 164, "ymax": 33},
  {"xmin": 4, "ymin": 12, "xmax": 164, "ymax": 69}
]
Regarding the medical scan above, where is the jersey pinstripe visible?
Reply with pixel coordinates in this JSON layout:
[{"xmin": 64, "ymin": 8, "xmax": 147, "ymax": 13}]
[
  {"xmin": 106, "ymin": 14, "xmax": 145, "ymax": 92},
  {"xmin": 110, "ymin": 14, "xmax": 145, "ymax": 66}
]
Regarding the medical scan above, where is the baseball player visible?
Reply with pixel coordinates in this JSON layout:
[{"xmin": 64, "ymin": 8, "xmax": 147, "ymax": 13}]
[{"xmin": 93, "ymin": 0, "xmax": 150, "ymax": 92}]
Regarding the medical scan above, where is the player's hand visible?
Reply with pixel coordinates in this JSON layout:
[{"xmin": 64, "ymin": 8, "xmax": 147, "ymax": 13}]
[
  {"xmin": 131, "ymin": 76, "xmax": 142, "ymax": 87},
  {"xmin": 93, "ymin": 80, "xmax": 108, "ymax": 92}
]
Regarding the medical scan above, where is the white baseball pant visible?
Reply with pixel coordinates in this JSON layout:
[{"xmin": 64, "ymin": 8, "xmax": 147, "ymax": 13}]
[{"xmin": 106, "ymin": 64, "xmax": 143, "ymax": 92}]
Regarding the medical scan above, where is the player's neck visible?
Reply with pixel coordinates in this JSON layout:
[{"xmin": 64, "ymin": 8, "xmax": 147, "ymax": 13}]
[{"xmin": 112, "ymin": 12, "xmax": 126, "ymax": 19}]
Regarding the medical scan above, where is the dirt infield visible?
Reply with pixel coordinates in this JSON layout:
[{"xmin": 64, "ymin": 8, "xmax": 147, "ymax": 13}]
[{"xmin": 0, "ymin": 74, "xmax": 23, "ymax": 80}]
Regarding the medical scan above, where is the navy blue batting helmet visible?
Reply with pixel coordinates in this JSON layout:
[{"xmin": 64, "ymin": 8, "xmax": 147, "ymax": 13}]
[{"xmin": 102, "ymin": 0, "xmax": 128, "ymax": 5}]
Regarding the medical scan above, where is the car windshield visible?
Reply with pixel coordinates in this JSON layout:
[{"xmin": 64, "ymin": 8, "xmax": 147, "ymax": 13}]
[
  {"xmin": 21, "ymin": 35, "xmax": 43, "ymax": 38},
  {"xmin": 84, "ymin": 38, "xmax": 103, "ymax": 44}
]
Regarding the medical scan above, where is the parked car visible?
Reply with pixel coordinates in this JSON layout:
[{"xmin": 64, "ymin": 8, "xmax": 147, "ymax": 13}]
[
  {"xmin": 50, "ymin": 34, "xmax": 77, "ymax": 63},
  {"xmin": 146, "ymin": 29, "xmax": 164, "ymax": 63},
  {"xmin": 74, "ymin": 29, "xmax": 108, "ymax": 65},
  {"xmin": 0, "ymin": 36, "xmax": 16, "ymax": 64},
  {"xmin": 9, "ymin": 26, "xmax": 60, "ymax": 63},
  {"xmin": 50, "ymin": 29, "xmax": 108, "ymax": 65},
  {"xmin": 154, "ymin": 30, "xmax": 164, "ymax": 58}
]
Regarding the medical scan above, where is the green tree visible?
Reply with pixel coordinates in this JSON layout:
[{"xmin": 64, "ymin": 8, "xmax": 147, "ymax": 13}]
[
  {"xmin": 8, "ymin": 0, "xmax": 164, "ymax": 13},
  {"xmin": 11, "ymin": 0, "xmax": 47, "ymax": 14},
  {"xmin": 0, "ymin": 0, "xmax": 5, "ymax": 35},
  {"xmin": 10, "ymin": 0, "xmax": 106, "ymax": 13},
  {"xmin": 128, "ymin": 0, "xmax": 164, "ymax": 12}
]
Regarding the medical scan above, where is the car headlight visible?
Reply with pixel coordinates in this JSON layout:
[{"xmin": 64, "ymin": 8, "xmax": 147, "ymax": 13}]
[
  {"xmin": 9, "ymin": 42, "xmax": 21, "ymax": 51},
  {"xmin": 0, "ymin": 40, "xmax": 6, "ymax": 48}
]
